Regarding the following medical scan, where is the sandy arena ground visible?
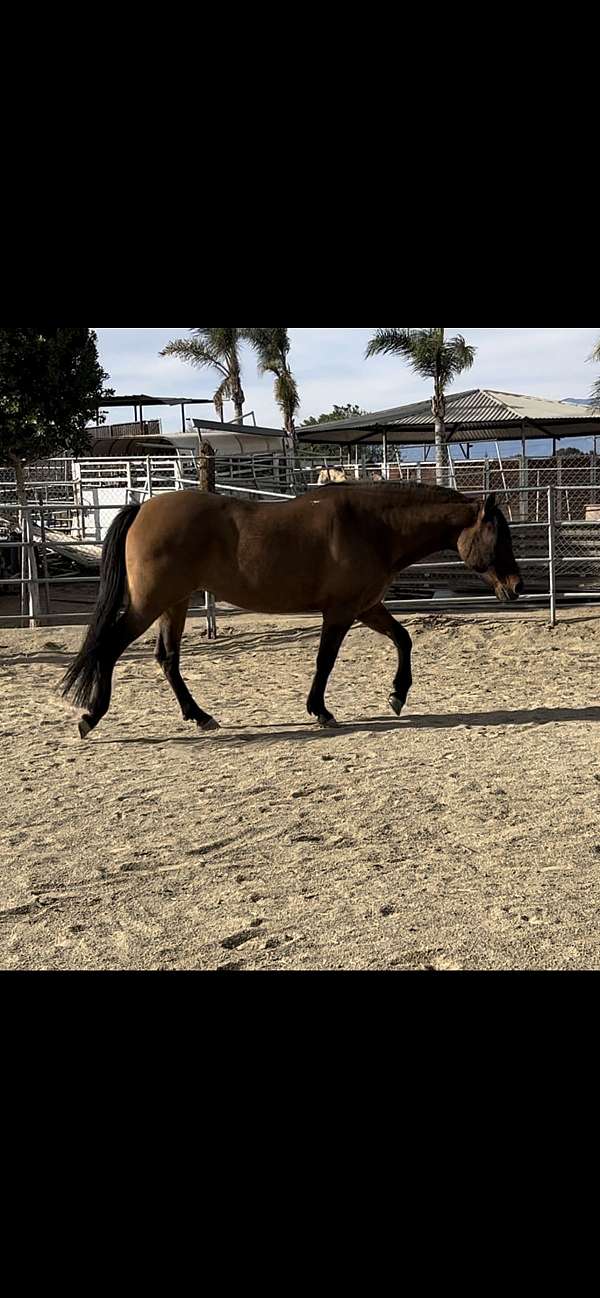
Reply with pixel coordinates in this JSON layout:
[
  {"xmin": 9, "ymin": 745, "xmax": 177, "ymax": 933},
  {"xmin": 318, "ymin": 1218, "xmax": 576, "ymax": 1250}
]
[{"xmin": 1, "ymin": 605, "xmax": 599, "ymax": 971}]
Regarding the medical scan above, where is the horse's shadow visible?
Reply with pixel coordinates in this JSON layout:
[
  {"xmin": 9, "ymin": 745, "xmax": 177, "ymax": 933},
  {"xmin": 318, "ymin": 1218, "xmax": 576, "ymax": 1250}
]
[{"xmin": 88, "ymin": 705, "xmax": 600, "ymax": 746}]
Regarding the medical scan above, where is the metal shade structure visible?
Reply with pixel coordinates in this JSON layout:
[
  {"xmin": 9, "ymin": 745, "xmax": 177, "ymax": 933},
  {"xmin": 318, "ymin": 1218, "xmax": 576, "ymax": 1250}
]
[
  {"xmin": 97, "ymin": 393, "xmax": 214, "ymax": 433},
  {"xmin": 297, "ymin": 390, "xmax": 600, "ymax": 447},
  {"xmin": 191, "ymin": 417, "xmax": 290, "ymax": 456}
]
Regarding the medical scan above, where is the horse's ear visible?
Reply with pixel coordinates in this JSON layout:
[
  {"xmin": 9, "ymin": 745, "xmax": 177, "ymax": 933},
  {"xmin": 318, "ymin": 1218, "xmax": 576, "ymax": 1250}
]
[{"xmin": 480, "ymin": 492, "xmax": 496, "ymax": 522}]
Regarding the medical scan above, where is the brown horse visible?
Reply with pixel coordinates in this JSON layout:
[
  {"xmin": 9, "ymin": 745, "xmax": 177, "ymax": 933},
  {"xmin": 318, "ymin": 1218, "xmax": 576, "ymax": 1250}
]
[{"xmin": 61, "ymin": 482, "xmax": 523, "ymax": 737}]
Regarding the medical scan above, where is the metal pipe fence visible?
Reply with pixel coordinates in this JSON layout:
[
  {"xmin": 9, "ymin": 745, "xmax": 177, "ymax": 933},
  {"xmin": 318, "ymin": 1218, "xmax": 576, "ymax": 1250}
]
[{"xmin": 1, "ymin": 461, "xmax": 599, "ymax": 630}]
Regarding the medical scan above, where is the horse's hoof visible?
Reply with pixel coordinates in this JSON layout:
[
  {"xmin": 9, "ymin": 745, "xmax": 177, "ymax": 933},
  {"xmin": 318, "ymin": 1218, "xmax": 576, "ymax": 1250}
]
[
  {"xmin": 197, "ymin": 716, "xmax": 220, "ymax": 732},
  {"xmin": 388, "ymin": 694, "xmax": 403, "ymax": 717},
  {"xmin": 318, "ymin": 714, "xmax": 339, "ymax": 729},
  {"xmin": 78, "ymin": 715, "xmax": 93, "ymax": 739}
]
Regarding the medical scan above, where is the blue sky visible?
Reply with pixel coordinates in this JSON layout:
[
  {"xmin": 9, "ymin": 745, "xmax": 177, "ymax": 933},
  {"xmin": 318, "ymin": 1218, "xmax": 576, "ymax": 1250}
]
[{"xmin": 93, "ymin": 328, "xmax": 599, "ymax": 449}]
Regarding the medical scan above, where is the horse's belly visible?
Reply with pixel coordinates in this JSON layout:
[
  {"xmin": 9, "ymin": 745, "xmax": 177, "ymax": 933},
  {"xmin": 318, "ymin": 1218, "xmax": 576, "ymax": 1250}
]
[{"xmin": 209, "ymin": 573, "xmax": 321, "ymax": 615}]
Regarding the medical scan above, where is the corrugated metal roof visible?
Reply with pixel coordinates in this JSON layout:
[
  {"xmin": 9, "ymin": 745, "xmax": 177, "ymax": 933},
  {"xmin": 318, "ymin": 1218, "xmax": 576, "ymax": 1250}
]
[
  {"xmin": 192, "ymin": 417, "xmax": 289, "ymax": 439},
  {"xmin": 100, "ymin": 395, "xmax": 213, "ymax": 406},
  {"xmin": 298, "ymin": 389, "xmax": 600, "ymax": 445}
]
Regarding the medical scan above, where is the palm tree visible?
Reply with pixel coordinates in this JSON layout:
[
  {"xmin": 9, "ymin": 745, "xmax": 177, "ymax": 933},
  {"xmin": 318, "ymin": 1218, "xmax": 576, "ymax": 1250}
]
[
  {"xmin": 244, "ymin": 328, "xmax": 299, "ymax": 444},
  {"xmin": 160, "ymin": 328, "xmax": 246, "ymax": 422},
  {"xmin": 366, "ymin": 328, "xmax": 476, "ymax": 484},
  {"xmin": 590, "ymin": 338, "xmax": 600, "ymax": 410}
]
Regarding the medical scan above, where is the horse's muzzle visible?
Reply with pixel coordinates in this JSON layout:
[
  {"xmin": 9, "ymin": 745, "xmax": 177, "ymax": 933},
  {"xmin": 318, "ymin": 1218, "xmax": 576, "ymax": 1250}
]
[{"xmin": 496, "ymin": 577, "xmax": 524, "ymax": 602}]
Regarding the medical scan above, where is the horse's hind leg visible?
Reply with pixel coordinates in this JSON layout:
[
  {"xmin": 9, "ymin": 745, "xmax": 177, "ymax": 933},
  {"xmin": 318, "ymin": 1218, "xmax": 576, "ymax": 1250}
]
[
  {"xmin": 155, "ymin": 600, "xmax": 219, "ymax": 732},
  {"xmin": 358, "ymin": 602, "xmax": 413, "ymax": 716},
  {"xmin": 79, "ymin": 607, "xmax": 154, "ymax": 738}
]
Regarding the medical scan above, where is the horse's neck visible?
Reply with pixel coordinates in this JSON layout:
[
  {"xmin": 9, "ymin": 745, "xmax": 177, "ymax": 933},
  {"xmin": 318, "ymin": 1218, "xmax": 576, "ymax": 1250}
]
[{"xmin": 384, "ymin": 497, "xmax": 475, "ymax": 563}]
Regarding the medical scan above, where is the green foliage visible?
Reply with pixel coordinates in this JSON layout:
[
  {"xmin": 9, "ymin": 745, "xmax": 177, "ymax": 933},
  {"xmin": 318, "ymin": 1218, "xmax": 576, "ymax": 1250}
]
[
  {"xmin": 301, "ymin": 403, "xmax": 367, "ymax": 427},
  {"xmin": 0, "ymin": 328, "xmax": 111, "ymax": 466},
  {"xmin": 161, "ymin": 328, "xmax": 246, "ymax": 419},
  {"xmin": 243, "ymin": 328, "xmax": 299, "ymax": 434},
  {"xmin": 366, "ymin": 328, "xmax": 476, "ymax": 419},
  {"xmin": 299, "ymin": 403, "xmax": 370, "ymax": 457}
]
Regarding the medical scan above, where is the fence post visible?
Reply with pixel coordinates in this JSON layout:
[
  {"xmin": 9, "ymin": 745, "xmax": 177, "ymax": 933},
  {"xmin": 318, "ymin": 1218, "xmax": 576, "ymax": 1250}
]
[
  {"xmin": 519, "ymin": 453, "xmax": 528, "ymax": 522},
  {"xmin": 20, "ymin": 508, "xmax": 27, "ymax": 621},
  {"xmin": 37, "ymin": 492, "xmax": 51, "ymax": 615},
  {"xmin": 197, "ymin": 441, "xmax": 217, "ymax": 639},
  {"xmin": 146, "ymin": 457, "xmax": 153, "ymax": 498},
  {"xmin": 591, "ymin": 451, "xmax": 597, "ymax": 507},
  {"xmin": 23, "ymin": 511, "xmax": 41, "ymax": 628},
  {"xmin": 548, "ymin": 486, "xmax": 557, "ymax": 627}
]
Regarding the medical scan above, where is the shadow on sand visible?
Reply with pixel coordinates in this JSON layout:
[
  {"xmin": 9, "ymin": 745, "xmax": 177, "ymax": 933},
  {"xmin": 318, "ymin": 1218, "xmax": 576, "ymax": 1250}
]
[{"xmin": 81, "ymin": 704, "xmax": 600, "ymax": 747}]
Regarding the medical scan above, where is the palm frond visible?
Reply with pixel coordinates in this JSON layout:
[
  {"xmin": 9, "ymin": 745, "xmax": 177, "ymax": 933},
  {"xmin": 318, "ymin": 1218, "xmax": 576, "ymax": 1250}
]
[
  {"xmin": 365, "ymin": 329, "xmax": 414, "ymax": 360},
  {"xmin": 439, "ymin": 335, "xmax": 476, "ymax": 384},
  {"xmin": 366, "ymin": 327, "xmax": 476, "ymax": 389},
  {"xmin": 244, "ymin": 327, "xmax": 290, "ymax": 376},
  {"xmin": 591, "ymin": 376, "xmax": 600, "ymax": 410},
  {"xmin": 274, "ymin": 371, "xmax": 300, "ymax": 425},
  {"xmin": 160, "ymin": 339, "xmax": 227, "ymax": 375},
  {"xmin": 213, "ymin": 375, "xmax": 234, "ymax": 418}
]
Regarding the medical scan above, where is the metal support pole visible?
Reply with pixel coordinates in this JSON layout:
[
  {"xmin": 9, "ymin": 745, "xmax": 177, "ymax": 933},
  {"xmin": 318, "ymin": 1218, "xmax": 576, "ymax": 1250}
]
[
  {"xmin": 548, "ymin": 486, "xmax": 556, "ymax": 627},
  {"xmin": 181, "ymin": 403, "xmax": 186, "ymax": 433},
  {"xmin": 519, "ymin": 452, "xmax": 528, "ymax": 522},
  {"xmin": 205, "ymin": 590, "xmax": 217, "ymax": 639},
  {"xmin": 146, "ymin": 457, "xmax": 153, "ymax": 498},
  {"xmin": 37, "ymin": 492, "xmax": 51, "ymax": 614},
  {"xmin": 20, "ymin": 509, "xmax": 26, "ymax": 620},
  {"xmin": 382, "ymin": 432, "xmax": 388, "ymax": 479}
]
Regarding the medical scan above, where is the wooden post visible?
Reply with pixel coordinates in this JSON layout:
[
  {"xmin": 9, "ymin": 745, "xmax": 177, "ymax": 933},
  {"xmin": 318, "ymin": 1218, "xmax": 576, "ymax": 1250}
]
[{"xmin": 198, "ymin": 440, "xmax": 215, "ymax": 493}]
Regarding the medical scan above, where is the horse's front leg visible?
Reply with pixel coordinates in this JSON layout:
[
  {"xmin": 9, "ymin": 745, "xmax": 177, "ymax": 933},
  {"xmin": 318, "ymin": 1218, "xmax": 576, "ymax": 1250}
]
[
  {"xmin": 306, "ymin": 616, "xmax": 353, "ymax": 727},
  {"xmin": 358, "ymin": 602, "xmax": 413, "ymax": 716}
]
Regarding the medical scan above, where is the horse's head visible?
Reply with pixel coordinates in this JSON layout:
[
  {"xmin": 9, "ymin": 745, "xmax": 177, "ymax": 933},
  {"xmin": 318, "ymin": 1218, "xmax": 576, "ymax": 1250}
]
[{"xmin": 457, "ymin": 494, "xmax": 524, "ymax": 602}]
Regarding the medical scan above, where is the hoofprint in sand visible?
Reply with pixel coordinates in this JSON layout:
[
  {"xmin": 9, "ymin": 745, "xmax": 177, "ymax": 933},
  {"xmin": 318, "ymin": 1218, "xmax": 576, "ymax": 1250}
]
[{"xmin": 0, "ymin": 607, "xmax": 599, "ymax": 970}]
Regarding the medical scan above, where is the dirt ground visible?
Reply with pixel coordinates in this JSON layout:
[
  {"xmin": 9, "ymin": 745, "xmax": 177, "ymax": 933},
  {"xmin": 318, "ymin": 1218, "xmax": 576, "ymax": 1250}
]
[{"xmin": 1, "ymin": 605, "xmax": 599, "ymax": 971}]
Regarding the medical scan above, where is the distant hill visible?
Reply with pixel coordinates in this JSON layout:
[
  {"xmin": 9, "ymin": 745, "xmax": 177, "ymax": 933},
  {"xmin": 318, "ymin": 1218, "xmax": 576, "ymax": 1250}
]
[{"xmin": 561, "ymin": 397, "xmax": 590, "ymax": 406}]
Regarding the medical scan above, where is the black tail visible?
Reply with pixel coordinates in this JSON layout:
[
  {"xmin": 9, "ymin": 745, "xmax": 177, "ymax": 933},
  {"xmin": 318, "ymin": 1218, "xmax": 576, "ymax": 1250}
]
[{"xmin": 61, "ymin": 504, "xmax": 141, "ymax": 708}]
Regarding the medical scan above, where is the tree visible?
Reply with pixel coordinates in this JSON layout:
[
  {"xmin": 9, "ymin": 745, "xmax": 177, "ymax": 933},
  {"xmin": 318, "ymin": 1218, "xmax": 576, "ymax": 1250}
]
[
  {"xmin": 243, "ymin": 328, "xmax": 299, "ymax": 442},
  {"xmin": 301, "ymin": 403, "xmax": 367, "ymax": 426},
  {"xmin": 160, "ymin": 328, "xmax": 246, "ymax": 422},
  {"xmin": 0, "ymin": 327, "xmax": 110, "ymax": 490},
  {"xmin": 0, "ymin": 328, "xmax": 110, "ymax": 622},
  {"xmin": 301, "ymin": 404, "xmax": 369, "ymax": 459},
  {"xmin": 590, "ymin": 338, "xmax": 600, "ymax": 410},
  {"xmin": 365, "ymin": 328, "xmax": 476, "ymax": 484}
]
